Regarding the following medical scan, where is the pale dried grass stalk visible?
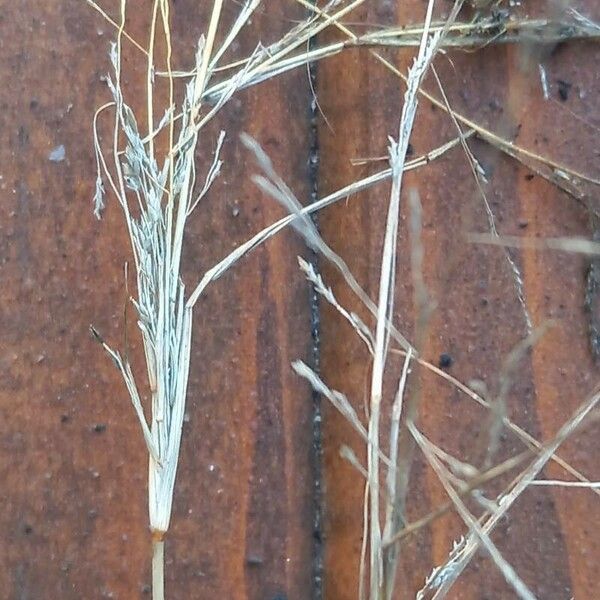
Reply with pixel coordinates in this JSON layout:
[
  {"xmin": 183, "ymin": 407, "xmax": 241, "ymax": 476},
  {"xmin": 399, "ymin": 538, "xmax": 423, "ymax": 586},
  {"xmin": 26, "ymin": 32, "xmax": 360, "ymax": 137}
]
[
  {"xmin": 298, "ymin": 257, "xmax": 375, "ymax": 354},
  {"xmin": 187, "ymin": 130, "xmax": 469, "ymax": 309},
  {"xmin": 410, "ymin": 423, "xmax": 537, "ymax": 600},
  {"xmin": 469, "ymin": 232, "xmax": 600, "ymax": 255},
  {"xmin": 299, "ymin": 0, "xmax": 600, "ymax": 205},
  {"xmin": 85, "ymin": 1, "xmax": 600, "ymax": 599},
  {"xmin": 368, "ymin": 1, "xmax": 440, "ymax": 593},
  {"xmin": 420, "ymin": 388, "xmax": 600, "ymax": 598},
  {"xmin": 88, "ymin": 0, "xmax": 365, "ymax": 597}
]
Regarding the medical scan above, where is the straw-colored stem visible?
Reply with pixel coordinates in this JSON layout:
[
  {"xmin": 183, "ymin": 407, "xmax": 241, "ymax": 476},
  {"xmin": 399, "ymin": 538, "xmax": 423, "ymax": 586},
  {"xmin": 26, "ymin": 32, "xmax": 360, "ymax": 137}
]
[{"xmin": 152, "ymin": 534, "xmax": 165, "ymax": 600}]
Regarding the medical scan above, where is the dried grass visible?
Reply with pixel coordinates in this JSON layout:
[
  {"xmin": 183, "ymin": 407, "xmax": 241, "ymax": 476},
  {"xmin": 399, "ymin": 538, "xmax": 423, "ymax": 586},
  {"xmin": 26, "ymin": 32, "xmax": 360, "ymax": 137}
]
[{"xmin": 84, "ymin": 0, "xmax": 600, "ymax": 598}]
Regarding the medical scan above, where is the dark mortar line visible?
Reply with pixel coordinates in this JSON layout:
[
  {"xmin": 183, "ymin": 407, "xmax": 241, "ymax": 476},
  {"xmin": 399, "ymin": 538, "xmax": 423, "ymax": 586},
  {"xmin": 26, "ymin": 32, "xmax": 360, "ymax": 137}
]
[{"xmin": 307, "ymin": 18, "xmax": 324, "ymax": 600}]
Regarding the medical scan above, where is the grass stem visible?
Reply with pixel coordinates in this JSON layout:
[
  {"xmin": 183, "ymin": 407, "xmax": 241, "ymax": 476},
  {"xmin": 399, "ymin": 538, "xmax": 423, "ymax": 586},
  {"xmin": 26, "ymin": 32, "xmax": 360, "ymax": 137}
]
[{"xmin": 152, "ymin": 535, "xmax": 165, "ymax": 600}]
